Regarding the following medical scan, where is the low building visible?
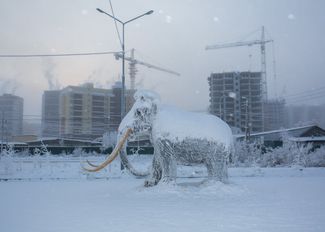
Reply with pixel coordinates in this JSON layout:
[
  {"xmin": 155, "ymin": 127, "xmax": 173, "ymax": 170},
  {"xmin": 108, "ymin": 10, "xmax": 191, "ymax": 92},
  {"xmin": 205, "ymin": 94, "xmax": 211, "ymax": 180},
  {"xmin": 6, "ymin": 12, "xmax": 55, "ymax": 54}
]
[
  {"xmin": 11, "ymin": 134, "xmax": 38, "ymax": 143},
  {"xmin": 236, "ymin": 124, "xmax": 325, "ymax": 148}
]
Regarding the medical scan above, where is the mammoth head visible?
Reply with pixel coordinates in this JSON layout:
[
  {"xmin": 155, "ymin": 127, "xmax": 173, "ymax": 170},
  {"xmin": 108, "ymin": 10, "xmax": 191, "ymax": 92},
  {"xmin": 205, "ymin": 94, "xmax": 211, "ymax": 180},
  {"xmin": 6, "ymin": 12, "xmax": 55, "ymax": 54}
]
[
  {"xmin": 125, "ymin": 90, "xmax": 160, "ymax": 138},
  {"xmin": 83, "ymin": 90, "xmax": 160, "ymax": 175}
]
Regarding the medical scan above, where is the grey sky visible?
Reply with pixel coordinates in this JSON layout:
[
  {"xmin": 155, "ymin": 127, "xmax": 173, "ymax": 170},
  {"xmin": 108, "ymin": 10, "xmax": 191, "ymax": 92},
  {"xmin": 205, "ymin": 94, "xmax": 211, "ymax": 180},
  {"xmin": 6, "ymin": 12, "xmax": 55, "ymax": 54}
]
[{"xmin": 1, "ymin": 0, "xmax": 325, "ymax": 115}]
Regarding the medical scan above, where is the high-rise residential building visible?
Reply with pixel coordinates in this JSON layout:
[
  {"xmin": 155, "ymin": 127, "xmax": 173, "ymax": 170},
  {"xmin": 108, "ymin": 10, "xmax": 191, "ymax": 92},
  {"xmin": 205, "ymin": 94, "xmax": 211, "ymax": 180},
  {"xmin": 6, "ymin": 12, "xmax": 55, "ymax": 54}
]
[
  {"xmin": 0, "ymin": 94, "xmax": 24, "ymax": 141},
  {"xmin": 42, "ymin": 90, "xmax": 60, "ymax": 137},
  {"xmin": 59, "ymin": 83, "xmax": 112, "ymax": 140},
  {"xmin": 263, "ymin": 99, "xmax": 286, "ymax": 131},
  {"xmin": 41, "ymin": 82, "xmax": 136, "ymax": 140},
  {"xmin": 208, "ymin": 71, "xmax": 264, "ymax": 133}
]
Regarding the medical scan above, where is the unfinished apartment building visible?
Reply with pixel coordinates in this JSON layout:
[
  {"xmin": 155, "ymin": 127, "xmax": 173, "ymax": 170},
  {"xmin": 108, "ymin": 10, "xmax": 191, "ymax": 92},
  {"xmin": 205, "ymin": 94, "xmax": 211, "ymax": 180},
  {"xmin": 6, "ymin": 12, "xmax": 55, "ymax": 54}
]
[{"xmin": 208, "ymin": 71, "xmax": 264, "ymax": 133}]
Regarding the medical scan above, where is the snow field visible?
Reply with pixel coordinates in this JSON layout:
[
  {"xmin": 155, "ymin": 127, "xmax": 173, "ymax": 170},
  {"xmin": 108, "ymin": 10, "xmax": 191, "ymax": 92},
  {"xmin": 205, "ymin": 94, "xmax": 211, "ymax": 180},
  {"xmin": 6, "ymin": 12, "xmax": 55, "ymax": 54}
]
[{"xmin": 1, "ymin": 155, "xmax": 325, "ymax": 232}]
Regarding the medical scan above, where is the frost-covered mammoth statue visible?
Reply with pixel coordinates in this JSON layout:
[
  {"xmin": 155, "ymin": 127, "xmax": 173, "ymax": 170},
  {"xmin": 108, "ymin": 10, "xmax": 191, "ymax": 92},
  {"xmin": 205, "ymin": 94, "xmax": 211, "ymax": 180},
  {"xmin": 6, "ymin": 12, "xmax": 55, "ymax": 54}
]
[{"xmin": 84, "ymin": 90, "xmax": 233, "ymax": 187}]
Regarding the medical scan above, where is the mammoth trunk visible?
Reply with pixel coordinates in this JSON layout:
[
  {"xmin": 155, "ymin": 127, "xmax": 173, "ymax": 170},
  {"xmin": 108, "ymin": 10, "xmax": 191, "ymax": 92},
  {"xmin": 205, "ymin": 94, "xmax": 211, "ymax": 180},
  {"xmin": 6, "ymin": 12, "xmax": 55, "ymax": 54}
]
[{"xmin": 119, "ymin": 139, "xmax": 149, "ymax": 177}]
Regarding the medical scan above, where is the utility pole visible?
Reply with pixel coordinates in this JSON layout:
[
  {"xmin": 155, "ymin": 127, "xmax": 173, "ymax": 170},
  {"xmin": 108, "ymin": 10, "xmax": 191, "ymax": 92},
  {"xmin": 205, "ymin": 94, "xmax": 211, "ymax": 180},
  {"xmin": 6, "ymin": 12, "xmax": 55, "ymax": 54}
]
[
  {"xmin": 96, "ymin": 8, "xmax": 154, "ymax": 119},
  {"xmin": 1, "ymin": 111, "xmax": 4, "ymax": 153},
  {"xmin": 243, "ymin": 97, "xmax": 251, "ymax": 141}
]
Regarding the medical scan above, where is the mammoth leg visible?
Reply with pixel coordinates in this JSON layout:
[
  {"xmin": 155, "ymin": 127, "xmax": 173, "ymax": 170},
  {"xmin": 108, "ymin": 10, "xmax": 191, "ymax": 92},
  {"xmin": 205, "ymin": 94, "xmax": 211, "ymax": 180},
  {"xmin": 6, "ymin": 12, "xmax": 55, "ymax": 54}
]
[
  {"xmin": 205, "ymin": 145, "xmax": 228, "ymax": 182},
  {"xmin": 159, "ymin": 139, "xmax": 176, "ymax": 184},
  {"xmin": 144, "ymin": 139, "xmax": 176, "ymax": 187},
  {"xmin": 144, "ymin": 155, "xmax": 162, "ymax": 187}
]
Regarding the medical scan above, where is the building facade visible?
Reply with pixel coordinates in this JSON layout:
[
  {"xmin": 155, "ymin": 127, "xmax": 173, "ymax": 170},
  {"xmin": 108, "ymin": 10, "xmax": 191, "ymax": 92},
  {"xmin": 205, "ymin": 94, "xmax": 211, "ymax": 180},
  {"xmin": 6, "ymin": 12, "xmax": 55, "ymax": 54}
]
[
  {"xmin": 41, "ymin": 82, "xmax": 136, "ymax": 140},
  {"xmin": 285, "ymin": 104, "xmax": 325, "ymax": 129},
  {"xmin": 208, "ymin": 71, "xmax": 264, "ymax": 133},
  {"xmin": 109, "ymin": 82, "xmax": 122, "ymax": 132},
  {"xmin": 41, "ymin": 90, "xmax": 60, "ymax": 137},
  {"xmin": 59, "ymin": 83, "xmax": 112, "ymax": 140},
  {"xmin": 109, "ymin": 82, "xmax": 136, "ymax": 132},
  {"xmin": 263, "ymin": 99, "xmax": 286, "ymax": 131},
  {"xmin": 0, "ymin": 94, "xmax": 24, "ymax": 142}
]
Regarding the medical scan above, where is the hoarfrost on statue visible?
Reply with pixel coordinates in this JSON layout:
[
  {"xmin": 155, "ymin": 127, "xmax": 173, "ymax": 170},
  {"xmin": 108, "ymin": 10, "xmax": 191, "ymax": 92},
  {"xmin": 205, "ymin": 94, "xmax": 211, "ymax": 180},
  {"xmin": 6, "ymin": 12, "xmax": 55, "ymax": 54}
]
[
  {"xmin": 121, "ymin": 90, "xmax": 233, "ymax": 186},
  {"xmin": 85, "ymin": 89, "xmax": 233, "ymax": 186}
]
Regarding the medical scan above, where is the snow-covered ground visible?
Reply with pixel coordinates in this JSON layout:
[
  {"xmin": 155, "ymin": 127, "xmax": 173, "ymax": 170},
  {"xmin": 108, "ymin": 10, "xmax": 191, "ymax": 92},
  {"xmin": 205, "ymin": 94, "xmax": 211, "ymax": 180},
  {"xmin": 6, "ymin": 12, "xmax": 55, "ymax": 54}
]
[{"xmin": 1, "ymin": 155, "xmax": 325, "ymax": 232}]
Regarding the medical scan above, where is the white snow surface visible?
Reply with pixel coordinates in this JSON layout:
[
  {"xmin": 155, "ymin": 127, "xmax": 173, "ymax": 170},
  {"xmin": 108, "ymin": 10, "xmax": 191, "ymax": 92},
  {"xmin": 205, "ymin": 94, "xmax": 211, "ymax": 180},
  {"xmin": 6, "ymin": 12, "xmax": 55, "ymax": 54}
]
[
  {"xmin": 1, "ymin": 155, "xmax": 325, "ymax": 232},
  {"xmin": 152, "ymin": 105, "xmax": 233, "ymax": 147}
]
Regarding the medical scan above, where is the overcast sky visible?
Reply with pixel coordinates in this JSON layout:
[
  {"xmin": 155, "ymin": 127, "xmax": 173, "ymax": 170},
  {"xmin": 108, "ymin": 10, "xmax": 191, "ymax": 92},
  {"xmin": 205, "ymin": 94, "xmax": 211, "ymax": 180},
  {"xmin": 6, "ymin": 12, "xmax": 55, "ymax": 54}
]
[{"xmin": 1, "ymin": 0, "xmax": 325, "ymax": 115}]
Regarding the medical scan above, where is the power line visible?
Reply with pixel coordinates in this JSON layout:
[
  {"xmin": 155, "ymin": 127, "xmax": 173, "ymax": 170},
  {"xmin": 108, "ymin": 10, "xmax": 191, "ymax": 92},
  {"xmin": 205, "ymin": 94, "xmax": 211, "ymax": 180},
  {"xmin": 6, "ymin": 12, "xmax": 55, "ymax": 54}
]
[
  {"xmin": 0, "ymin": 51, "xmax": 119, "ymax": 58},
  {"xmin": 286, "ymin": 94, "xmax": 325, "ymax": 104},
  {"xmin": 283, "ymin": 86, "xmax": 325, "ymax": 98},
  {"xmin": 285, "ymin": 91, "xmax": 325, "ymax": 102},
  {"xmin": 109, "ymin": 0, "xmax": 123, "ymax": 48}
]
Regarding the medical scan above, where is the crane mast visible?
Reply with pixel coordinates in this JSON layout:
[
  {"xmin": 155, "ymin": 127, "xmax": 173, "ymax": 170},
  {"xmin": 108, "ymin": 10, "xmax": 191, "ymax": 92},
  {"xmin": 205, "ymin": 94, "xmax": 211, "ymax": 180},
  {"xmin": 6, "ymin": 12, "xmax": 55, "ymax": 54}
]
[
  {"xmin": 260, "ymin": 26, "xmax": 267, "ymax": 101},
  {"xmin": 114, "ymin": 49, "xmax": 180, "ymax": 90}
]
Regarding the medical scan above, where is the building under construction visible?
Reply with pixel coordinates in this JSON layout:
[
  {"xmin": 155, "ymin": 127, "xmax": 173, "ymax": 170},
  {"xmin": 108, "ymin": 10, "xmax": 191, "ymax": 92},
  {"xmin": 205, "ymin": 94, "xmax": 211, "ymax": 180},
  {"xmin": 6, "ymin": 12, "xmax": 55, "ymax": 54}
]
[
  {"xmin": 206, "ymin": 27, "xmax": 288, "ymax": 133},
  {"xmin": 208, "ymin": 71, "xmax": 264, "ymax": 133}
]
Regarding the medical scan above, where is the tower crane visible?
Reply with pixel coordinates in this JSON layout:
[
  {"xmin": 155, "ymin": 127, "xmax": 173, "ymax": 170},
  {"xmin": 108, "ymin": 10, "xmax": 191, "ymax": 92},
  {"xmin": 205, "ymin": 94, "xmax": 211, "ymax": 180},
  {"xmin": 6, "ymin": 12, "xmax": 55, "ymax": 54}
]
[
  {"xmin": 114, "ymin": 48, "xmax": 180, "ymax": 90},
  {"xmin": 205, "ymin": 26, "xmax": 272, "ymax": 100}
]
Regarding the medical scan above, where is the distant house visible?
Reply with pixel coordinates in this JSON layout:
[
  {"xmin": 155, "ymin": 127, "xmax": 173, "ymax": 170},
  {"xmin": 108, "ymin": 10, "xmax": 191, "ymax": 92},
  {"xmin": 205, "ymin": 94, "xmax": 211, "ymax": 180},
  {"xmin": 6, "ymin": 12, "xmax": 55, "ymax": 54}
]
[
  {"xmin": 25, "ymin": 138, "xmax": 104, "ymax": 154},
  {"xmin": 1, "ymin": 138, "xmax": 105, "ymax": 155},
  {"xmin": 236, "ymin": 124, "xmax": 325, "ymax": 148},
  {"xmin": 12, "ymin": 135, "xmax": 38, "ymax": 143}
]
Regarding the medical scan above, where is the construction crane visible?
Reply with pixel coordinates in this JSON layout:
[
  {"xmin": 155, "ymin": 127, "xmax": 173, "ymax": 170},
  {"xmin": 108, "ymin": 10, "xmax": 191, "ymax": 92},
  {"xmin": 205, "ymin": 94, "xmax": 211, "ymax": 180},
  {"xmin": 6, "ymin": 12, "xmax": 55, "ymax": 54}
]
[
  {"xmin": 205, "ymin": 26, "xmax": 272, "ymax": 100},
  {"xmin": 114, "ymin": 49, "xmax": 180, "ymax": 90}
]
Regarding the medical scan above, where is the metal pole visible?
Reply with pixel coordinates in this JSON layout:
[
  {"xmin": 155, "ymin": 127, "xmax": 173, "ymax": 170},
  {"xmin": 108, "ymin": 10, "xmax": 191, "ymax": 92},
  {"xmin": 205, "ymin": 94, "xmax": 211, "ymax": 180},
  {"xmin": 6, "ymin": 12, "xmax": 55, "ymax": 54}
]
[
  {"xmin": 121, "ymin": 23, "xmax": 125, "ymax": 119},
  {"xmin": 223, "ymin": 95, "xmax": 226, "ymax": 122},
  {"xmin": 219, "ymin": 96, "xmax": 222, "ymax": 120},
  {"xmin": 96, "ymin": 8, "xmax": 153, "ymax": 119},
  {"xmin": 245, "ymin": 98, "xmax": 250, "ymax": 141},
  {"xmin": 1, "ymin": 111, "xmax": 3, "ymax": 153}
]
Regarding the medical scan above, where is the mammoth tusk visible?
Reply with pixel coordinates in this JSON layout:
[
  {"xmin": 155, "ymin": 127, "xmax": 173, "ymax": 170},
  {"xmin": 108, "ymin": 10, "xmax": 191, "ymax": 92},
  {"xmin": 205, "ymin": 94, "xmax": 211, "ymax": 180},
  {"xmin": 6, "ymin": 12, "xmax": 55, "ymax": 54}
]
[
  {"xmin": 86, "ymin": 160, "xmax": 99, "ymax": 168},
  {"xmin": 83, "ymin": 128, "xmax": 133, "ymax": 172}
]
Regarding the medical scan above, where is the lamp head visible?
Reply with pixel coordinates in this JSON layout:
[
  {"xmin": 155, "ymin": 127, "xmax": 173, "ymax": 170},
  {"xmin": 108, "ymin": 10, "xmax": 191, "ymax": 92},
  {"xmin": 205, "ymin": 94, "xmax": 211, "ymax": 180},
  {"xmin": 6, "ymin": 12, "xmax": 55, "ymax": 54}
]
[
  {"xmin": 96, "ymin": 8, "xmax": 104, "ymax": 13},
  {"xmin": 146, "ymin": 10, "xmax": 154, "ymax": 15}
]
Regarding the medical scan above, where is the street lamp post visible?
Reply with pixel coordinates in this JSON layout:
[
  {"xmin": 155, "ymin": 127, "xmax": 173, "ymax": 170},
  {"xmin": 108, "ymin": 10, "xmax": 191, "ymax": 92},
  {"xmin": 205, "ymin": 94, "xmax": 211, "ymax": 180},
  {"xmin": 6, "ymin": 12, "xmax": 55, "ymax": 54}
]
[
  {"xmin": 219, "ymin": 96, "xmax": 224, "ymax": 120},
  {"xmin": 96, "ymin": 8, "xmax": 154, "ymax": 119},
  {"xmin": 241, "ymin": 96, "xmax": 250, "ymax": 141},
  {"xmin": 219, "ymin": 92, "xmax": 236, "ymax": 121}
]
